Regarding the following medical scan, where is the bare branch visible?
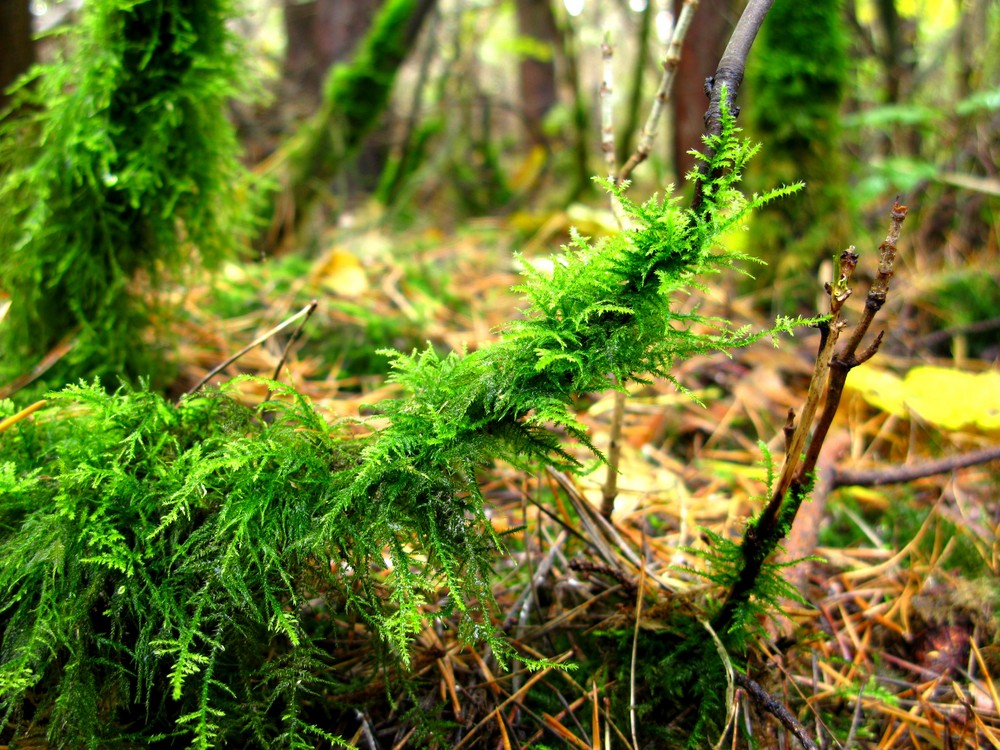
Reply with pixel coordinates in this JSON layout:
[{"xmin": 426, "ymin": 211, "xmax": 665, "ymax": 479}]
[
  {"xmin": 734, "ymin": 673, "xmax": 819, "ymax": 750},
  {"xmin": 832, "ymin": 445, "xmax": 1000, "ymax": 488},
  {"xmin": 690, "ymin": 0, "xmax": 774, "ymax": 213}
]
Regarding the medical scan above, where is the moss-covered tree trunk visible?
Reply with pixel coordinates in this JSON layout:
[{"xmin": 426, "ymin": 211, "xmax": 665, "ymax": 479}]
[
  {"xmin": 0, "ymin": 0, "xmax": 255, "ymax": 391},
  {"xmin": 285, "ymin": 0, "xmax": 436, "ymax": 226}
]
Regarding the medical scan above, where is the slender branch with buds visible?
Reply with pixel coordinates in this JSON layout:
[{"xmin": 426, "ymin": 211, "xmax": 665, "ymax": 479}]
[
  {"xmin": 616, "ymin": 0, "xmax": 699, "ymax": 186},
  {"xmin": 713, "ymin": 201, "xmax": 908, "ymax": 635}
]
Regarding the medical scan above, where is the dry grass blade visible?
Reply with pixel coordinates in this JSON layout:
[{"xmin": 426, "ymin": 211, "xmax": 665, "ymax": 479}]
[
  {"xmin": 592, "ymin": 680, "xmax": 601, "ymax": 750},
  {"xmin": 543, "ymin": 707, "xmax": 593, "ymax": 750},
  {"xmin": 0, "ymin": 399, "xmax": 48, "ymax": 433},
  {"xmin": 451, "ymin": 651, "xmax": 574, "ymax": 750},
  {"xmin": 494, "ymin": 707, "xmax": 513, "ymax": 750}
]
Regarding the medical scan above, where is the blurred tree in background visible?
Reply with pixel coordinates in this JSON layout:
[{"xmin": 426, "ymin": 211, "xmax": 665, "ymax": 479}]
[
  {"xmin": 0, "ymin": 0, "xmax": 34, "ymax": 113},
  {"xmin": 744, "ymin": 0, "xmax": 851, "ymax": 302},
  {"xmin": 0, "ymin": 0, "xmax": 258, "ymax": 391}
]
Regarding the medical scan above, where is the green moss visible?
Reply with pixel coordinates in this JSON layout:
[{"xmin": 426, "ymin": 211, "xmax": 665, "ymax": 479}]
[{"xmin": 0, "ymin": 0, "xmax": 257, "ymax": 392}]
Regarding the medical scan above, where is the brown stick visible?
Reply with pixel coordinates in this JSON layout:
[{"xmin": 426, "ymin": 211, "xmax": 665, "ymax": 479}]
[
  {"xmin": 734, "ymin": 673, "xmax": 819, "ymax": 750},
  {"xmin": 832, "ymin": 445, "xmax": 1000, "ymax": 488},
  {"xmin": 690, "ymin": 0, "xmax": 775, "ymax": 214},
  {"xmin": 713, "ymin": 202, "xmax": 908, "ymax": 636}
]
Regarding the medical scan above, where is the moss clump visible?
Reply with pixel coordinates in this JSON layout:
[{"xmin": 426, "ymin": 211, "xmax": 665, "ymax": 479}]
[{"xmin": 0, "ymin": 0, "xmax": 257, "ymax": 390}]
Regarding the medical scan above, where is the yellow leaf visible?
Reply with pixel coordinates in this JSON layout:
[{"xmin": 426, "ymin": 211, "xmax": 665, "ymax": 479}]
[
  {"xmin": 311, "ymin": 248, "xmax": 368, "ymax": 298},
  {"xmin": 903, "ymin": 366, "xmax": 1000, "ymax": 432},
  {"xmin": 847, "ymin": 365, "xmax": 1000, "ymax": 432},
  {"xmin": 845, "ymin": 366, "xmax": 906, "ymax": 417}
]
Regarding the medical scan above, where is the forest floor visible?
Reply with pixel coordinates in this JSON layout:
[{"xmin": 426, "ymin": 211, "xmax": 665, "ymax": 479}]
[{"xmin": 165, "ymin": 203, "xmax": 1000, "ymax": 749}]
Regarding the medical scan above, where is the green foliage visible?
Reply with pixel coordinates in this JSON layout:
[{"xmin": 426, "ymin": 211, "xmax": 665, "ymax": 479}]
[
  {"xmin": 0, "ymin": 0, "xmax": 257, "ymax": 390},
  {"xmin": 289, "ymin": 0, "xmax": 426, "ymax": 209},
  {"xmin": 1, "ymin": 103, "xmax": 817, "ymax": 745},
  {"xmin": 0, "ymin": 382, "xmax": 358, "ymax": 746}
]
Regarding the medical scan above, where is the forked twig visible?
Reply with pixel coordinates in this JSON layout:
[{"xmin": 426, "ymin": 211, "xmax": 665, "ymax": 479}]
[
  {"xmin": 183, "ymin": 300, "xmax": 318, "ymax": 400},
  {"xmin": 712, "ymin": 201, "xmax": 908, "ymax": 637},
  {"xmin": 733, "ymin": 673, "xmax": 819, "ymax": 750}
]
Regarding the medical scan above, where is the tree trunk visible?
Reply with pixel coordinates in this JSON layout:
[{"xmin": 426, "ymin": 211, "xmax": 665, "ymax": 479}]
[
  {"xmin": 282, "ymin": 0, "xmax": 384, "ymax": 108},
  {"xmin": 284, "ymin": 0, "xmax": 437, "ymax": 229},
  {"xmin": 514, "ymin": 0, "xmax": 559, "ymax": 146},
  {"xmin": 671, "ymin": 0, "xmax": 733, "ymax": 182},
  {"xmin": 0, "ymin": 0, "xmax": 35, "ymax": 112}
]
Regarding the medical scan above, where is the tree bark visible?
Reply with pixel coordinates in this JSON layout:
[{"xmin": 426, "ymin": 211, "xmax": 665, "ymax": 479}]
[
  {"xmin": 671, "ymin": 0, "xmax": 733, "ymax": 181},
  {"xmin": 515, "ymin": 0, "xmax": 560, "ymax": 146},
  {"xmin": 0, "ymin": 0, "xmax": 35, "ymax": 112}
]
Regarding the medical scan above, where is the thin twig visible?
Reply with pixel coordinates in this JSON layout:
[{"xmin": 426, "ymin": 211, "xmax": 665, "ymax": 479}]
[
  {"xmin": 182, "ymin": 300, "xmax": 318, "ymax": 400},
  {"xmin": 600, "ymin": 386, "xmax": 627, "ymax": 517},
  {"xmin": 354, "ymin": 709, "xmax": 381, "ymax": 750},
  {"xmin": 504, "ymin": 530, "xmax": 569, "ymax": 630},
  {"xmin": 733, "ymin": 673, "xmax": 819, "ymax": 750},
  {"xmin": 600, "ymin": 33, "xmax": 617, "ymax": 180},
  {"xmin": 844, "ymin": 682, "xmax": 865, "ymax": 750},
  {"xmin": 797, "ymin": 202, "xmax": 907, "ymax": 485},
  {"xmin": 690, "ymin": 0, "xmax": 774, "ymax": 213},
  {"xmin": 616, "ymin": 0, "xmax": 698, "ymax": 185},
  {"xmin": 832, "ymin": 445, "xmax": 1000, "ymax": 488},
  {"xmin": 600, "ymin": 36, "xmax": 626, "ymax": 230},
  {"xmin": 768, "ymin": 246, "xmax": 859, "ymax": 525},
  {"xmin": 629, "ymin": 550, "xmax": 647, "ymax": 750},
  {"xmin": 271, "ymin": 299, "xmax": 318, "ymax": 382}
]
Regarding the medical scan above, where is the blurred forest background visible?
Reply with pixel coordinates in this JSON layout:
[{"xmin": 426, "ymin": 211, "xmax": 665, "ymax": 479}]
[
  {"xmin": 1, "ymin": 0, "xmax": 999, "ymax": 748},
  {"xmin": 2, "ymin": 0, "xmax": 998, "ymax": 383}
]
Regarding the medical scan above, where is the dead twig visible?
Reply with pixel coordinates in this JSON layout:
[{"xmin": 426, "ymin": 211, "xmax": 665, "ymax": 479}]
[
  {"xmin": 630, "ymin": 561, "xmax": 647, "ymax": 750},
  {"xmin": 832, "ymin": 445, "xmax": 1000, "ymax": 488},
  {"xmin": 733, "ymin": 672, "xmax": 819, "ymax": 750},
  {"xmin": 713, "ymin": 201, "xmax": 908, "ymax": 637},
  {"xmin": 182, "ymin": 300, "xmax": 318, "ymax": 400}
]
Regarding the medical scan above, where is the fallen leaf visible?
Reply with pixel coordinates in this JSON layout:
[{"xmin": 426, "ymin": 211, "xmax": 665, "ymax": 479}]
[{"xmin": 312, "ymin": 248, "xmax": 369, "ymax": 298}]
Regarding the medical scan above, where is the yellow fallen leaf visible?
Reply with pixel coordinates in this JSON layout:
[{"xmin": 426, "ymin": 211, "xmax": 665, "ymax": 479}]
[
  {"xmin": 847, "ymin": 365, "xmax": 1000, "ymax": 432},
  {"xmin": 845, "ymin": 366, "xmax": 907, "ymax": 417},
  {"xmin": 903, "ymin": 366, "xmax": 1000, "ymax": 431},
  {"xmin": 311, "ymin": 248, "xmax": 369, "ymax": 298}
]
